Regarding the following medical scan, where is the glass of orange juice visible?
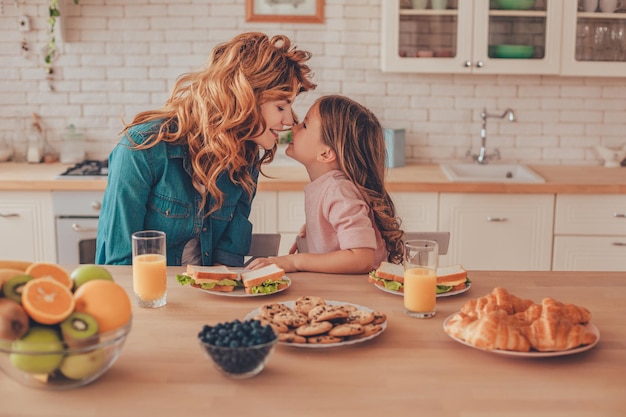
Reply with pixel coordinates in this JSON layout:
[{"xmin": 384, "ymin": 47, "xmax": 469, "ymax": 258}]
[
  {"xmin": 404, "ymin": 240, "xmax": 438, "ymax": 318},
  {"xmin": 132, "ymin": 230, "xmax": 167, "ymax": 308}
]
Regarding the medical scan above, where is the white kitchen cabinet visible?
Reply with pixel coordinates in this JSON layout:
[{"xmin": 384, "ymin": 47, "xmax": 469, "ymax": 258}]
[
  {"xmin": 382, "ymin": 0, "xmax": 562, "ymax": 75},
  {"xmin": 553, "ymin": 194, "xmax": 626, "ymax": 271},
  {"xmin": 560, "ymin": 4, "xmax": 626, "ymax": 77},
  {"xmin": 249, "ymin": 191, "xmax": 278, "ymax": 234},
  {"xmin": 276, "ymin": 191, "xmax": 305, "ymax": 255},
  {"xmin": 0, "ymin": 191, "xmax": 56, "ymax": 262},
  {"xmin": 438, "ymin": 193, "xmax": 554, "ymax": 270},
  {"xmin": 391, "ymin": 192, "xmax": 439, "ymax": 232}
]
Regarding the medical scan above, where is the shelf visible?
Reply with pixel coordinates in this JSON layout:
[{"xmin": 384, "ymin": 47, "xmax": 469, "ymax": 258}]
[
  {"xmin": 577, "ymin": 11, "xmax": 626, "ymax": 19},
  {"xmin": 399, "ymin": 9, "xmax": 458, "ymax": 16},
  {"xmin": 489, "ymin": 10, "xmax": 547, "ymax": 17}
]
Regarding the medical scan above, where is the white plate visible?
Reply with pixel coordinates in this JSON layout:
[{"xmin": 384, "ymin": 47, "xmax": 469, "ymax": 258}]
[
  {"xmin": 244, "ymin": 300, "xmax": 387, "ymax": 349},
  {"xmin": 195, "ymin": 275, "xmax": 291, "ymax": 298},
  {"xmin": 374, "ymin": 281, "xmax": 472, "ymax": 298},
  {"xmin": 442, "ymin": 314, "xmax": 600, "ymax": 358}
]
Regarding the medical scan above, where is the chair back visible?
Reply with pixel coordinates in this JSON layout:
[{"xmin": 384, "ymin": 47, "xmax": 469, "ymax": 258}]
[
  {"xmin": 403, "ymin": 232, "xmax": 450, "ymax": 255},
  {"xmin": 248, "ymin": 233, "xmax": 282, "ymax": 258}
]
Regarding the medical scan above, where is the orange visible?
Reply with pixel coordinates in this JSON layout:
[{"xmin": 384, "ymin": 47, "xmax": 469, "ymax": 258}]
[
  {"xmin": 22, "ymin": 277, "xmax": 75, "ymax": 325},
  {"xmin": 73, "ymin": 280, "xmax": 132, "ymax": 334},
  {"xmin": 25, "ymin": 262, "xmax": 72, "ymax": 290}
]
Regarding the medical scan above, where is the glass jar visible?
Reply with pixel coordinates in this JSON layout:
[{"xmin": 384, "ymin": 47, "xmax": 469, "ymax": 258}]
[{"xmin": 60, "ymin": 124, "xmax": 85, "ymax": 164}]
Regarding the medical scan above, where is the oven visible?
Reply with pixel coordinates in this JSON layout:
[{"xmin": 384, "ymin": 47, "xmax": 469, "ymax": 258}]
[{"xmin": 54, "ymin": 160, "xmax": 108, "ymax": 264}]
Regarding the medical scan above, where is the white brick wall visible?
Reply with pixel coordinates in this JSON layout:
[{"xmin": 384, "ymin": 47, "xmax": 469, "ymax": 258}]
[{"xmin": 1, "ymin": 0, "xmax": 625, "ymax": 166}]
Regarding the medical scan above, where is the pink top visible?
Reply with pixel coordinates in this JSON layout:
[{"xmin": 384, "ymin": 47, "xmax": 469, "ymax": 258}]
[{"xmin": 304, "ymin": 170, "xmax": 387, "ymax": 266}]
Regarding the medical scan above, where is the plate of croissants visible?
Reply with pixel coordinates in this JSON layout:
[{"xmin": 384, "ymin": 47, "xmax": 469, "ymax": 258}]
[{"xmin": 443, "ymin": 287, "xmax": 600, "ymax": 357}]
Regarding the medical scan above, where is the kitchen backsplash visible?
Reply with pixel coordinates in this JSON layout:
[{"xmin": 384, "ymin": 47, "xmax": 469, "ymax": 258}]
[{"xmin": 1, "ymin": 0, "xmax": 625, "ymax": 166}]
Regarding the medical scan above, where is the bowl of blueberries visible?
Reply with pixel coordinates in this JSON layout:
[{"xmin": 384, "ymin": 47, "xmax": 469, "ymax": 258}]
[{"xmin": 198, "ymin": 319, "xmax": 278, "ymax": 379}]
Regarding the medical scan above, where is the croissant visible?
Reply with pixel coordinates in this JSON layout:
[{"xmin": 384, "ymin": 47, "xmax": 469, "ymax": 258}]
[
  {"xmin": 445, "ymin": 310, "xmax": 531, "ymax": 352},
  {"xmin": 521, "ymin": 317, "xmax": 597, "ymax": 351},
  {"xmin": 541, "ymin": 297, "xmax": 591, "ymax": 324},
  {"xmin": 461, "ymin": 287, "xmax": 534, "ymax": 317}
]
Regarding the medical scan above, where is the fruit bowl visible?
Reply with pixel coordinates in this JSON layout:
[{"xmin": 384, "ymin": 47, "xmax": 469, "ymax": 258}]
[
  {"xmin": 0, "ymin": 319, "xmax": 131, "ymax": 390},
  {"xmin": 198, "ymin": 319, "xmax": 278, "ymax": 379}
]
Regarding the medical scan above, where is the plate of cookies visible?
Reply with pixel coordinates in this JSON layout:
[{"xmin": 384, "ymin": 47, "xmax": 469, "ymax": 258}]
[{"xmin": 244, "ymin": 296, "xmax": 387, "ymax": 348}]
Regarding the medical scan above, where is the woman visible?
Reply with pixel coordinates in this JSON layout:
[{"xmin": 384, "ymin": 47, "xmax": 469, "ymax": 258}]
[
  {"xmin": 248, "ymin": 95, "xmax": 404, "ymax": 274},
  {"xmin": 96, "ymin": 32, "xmax": 316, "ymax": 266}
]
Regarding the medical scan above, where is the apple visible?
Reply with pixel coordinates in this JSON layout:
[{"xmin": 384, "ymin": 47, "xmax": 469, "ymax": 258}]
[
  {"xmin": 10, "ymin": 327, "xmax": 64, "ymax": 374},
  {"xmin": 59, "ymin": 349, "xmax": 105, "ymax": 380},
  {"xmin": 71, "ymin": 264, "xmax": 113, "ymax": 289}
]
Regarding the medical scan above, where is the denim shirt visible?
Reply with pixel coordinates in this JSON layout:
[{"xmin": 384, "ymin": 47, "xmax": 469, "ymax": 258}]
[{"xmin": 95, "ymin": 120, "xmax": 258, "ymax": 266}]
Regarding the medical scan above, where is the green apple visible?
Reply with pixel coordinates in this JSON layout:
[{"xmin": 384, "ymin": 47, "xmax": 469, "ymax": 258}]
[
  {"xmin": 10, "ymin": 327, "xmax": 64, "ymax": 374},
  {"xmin": 71, "ymin": 264, "xmax": 113, "ymax": 289},
  {"xmin": 59, "ymin": 349, "xmax": 105, "ymax": 380}
]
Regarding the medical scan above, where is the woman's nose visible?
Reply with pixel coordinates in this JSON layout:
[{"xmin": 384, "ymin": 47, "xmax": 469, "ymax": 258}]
[{"xmin": 283, "ymin": 110, "xmax": 295, "ymax": 126}]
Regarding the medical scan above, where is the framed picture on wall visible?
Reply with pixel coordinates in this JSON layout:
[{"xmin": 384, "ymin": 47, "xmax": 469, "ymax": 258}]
[{"xmin": 245, "ymin": 0, "xmax": 324, "ymax": 24}]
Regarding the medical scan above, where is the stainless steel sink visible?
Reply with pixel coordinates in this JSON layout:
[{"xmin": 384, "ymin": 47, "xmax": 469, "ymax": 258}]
[{"xmin": 440, "ymin": 163, "xmax": 545, "ymax": 183}]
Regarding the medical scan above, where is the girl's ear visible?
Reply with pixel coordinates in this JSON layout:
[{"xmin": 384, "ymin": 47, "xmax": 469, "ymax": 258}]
[{"xmin": 317, "ymin": 146, "xmax": 337, "ymax": 163}]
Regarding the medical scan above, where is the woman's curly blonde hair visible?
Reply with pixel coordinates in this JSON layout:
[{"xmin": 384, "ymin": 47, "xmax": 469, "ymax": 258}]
[
  {"xmin": 316, "ymin": 95, "xmax": 404, "ymax": 264},
  {"xmin": 124, "ymin": 32, "xmax": 316, "ymax": 215}
]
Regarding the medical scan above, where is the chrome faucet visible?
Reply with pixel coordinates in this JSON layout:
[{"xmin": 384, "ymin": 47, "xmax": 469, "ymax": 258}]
[{"xmin": 468, "ymin": 107, "xmax": 516, "ymax": 164}]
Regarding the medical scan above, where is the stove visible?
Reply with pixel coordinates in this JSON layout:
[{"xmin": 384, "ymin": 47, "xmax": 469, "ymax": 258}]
[{"xmin": 56, "ymin": 160, "xmax": 108, "ymax": 179}]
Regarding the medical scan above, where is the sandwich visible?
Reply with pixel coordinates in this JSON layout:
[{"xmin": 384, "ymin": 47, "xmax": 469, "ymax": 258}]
[
  {"xmin": 241, "ymin": 264, "xmax": 289, "ymax": 295},
  {"xmin": 368, "ymin": 261, "xmax": 405, "ymax": 292},
  {"xmin": 368, "ymin": 262, "xmax": 470, "ymax": 294},
  {"xmin": 435, "ymin": 264, "xmax": 470, "ymax": 294},
  {"xmin": 176, "ymin": 265, "xmax": 241, "ymax": 292}
]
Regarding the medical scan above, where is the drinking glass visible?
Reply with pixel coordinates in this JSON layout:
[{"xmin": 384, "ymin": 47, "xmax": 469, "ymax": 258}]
[
  {"xmin": 132, "ymin": 230, "xmax": 167, "ymax": 308},
  {"xmin": 403, "ymin": 240, "xmax": 438, "ymax": 319}
]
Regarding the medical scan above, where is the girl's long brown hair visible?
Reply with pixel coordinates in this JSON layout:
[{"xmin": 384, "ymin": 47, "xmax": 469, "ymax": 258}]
[
  {"xmin": 124, "ymin": 32, "xmax": 316, "ymax": 215},
  {"xmin": 317, "ymin": 95, "xmax": 404, "ymax": 264}
]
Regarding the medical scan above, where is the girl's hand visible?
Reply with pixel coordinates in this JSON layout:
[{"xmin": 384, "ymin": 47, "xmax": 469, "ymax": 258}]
[{"xmin": 247, "ymin": 255, "xmax": 297, "ymax": 273}]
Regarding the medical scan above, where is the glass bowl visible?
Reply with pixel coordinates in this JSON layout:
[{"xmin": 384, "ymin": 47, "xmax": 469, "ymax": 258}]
[
  {"xmin": 0, "ymin": 320, "xmax": 131, "ymax": 390},
  {"xmin": 199, "ymin": 336, "xmax": 278, "ymax": 379}
]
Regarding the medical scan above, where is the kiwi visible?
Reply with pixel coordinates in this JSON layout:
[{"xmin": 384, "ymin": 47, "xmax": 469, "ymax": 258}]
[
  {"xmin": 60, "ymin": 312, "xmax": 99, "ymax": 348},
  {"xmin": 2, "ymin": 274, "xmax": 34, "ymax": 304}
]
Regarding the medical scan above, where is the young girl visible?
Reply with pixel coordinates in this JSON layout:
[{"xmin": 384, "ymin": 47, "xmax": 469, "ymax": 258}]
[
  {"xmin": 248, "ymin": 95, "xmax": 404, "ymax": 274},
  {"xmin": 96, "ymin": 32, "xmax": 316, "ymax": 266}
]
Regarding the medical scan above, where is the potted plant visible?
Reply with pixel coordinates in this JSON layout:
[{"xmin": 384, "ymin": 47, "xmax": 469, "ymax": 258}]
[{"xmin": 45, "ymin": 0, "xmax": 79, "ymax": 75}]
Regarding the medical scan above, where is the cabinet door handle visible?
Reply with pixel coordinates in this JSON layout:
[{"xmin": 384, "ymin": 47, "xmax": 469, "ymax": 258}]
[
  {"xmin": 612, "ymin": 242, "xmax": 626, "ymax": 246},
  {"xmin": 486, "ymin": 216, "xmax": 507, "ymax": 222},
  {"xmin": 71, "ymin": 223, "xmax": 98, "ymax": 233},
  {"xmin": 613, "ymin": 213, "xmax": 626, "ymax": 218},
  {"xmin": 464, "ymin": 60, "xmax": 472, "ymax": 67},
  {"xmin": 0, "ymin": 212, "xmax": 20, "ymax": 218},
  {"xmin": 475, "ymin": 61, "xmax": 484, "ymax": 68}
]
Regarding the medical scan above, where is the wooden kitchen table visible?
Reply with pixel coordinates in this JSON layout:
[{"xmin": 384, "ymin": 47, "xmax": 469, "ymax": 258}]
[{"xmin": 1, "ymin": 267, "xmax": 624, "ymax": 417}]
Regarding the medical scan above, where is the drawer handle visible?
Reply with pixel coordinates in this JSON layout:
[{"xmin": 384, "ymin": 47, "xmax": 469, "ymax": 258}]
[
  {"xmin": 486, "ymin": 217, "xmax": 507, "ymax": 222},
  {"xmin": 72, "ymin": 223, "xmax": 98, "ymax": 233},
  {"xmin": 0, "ymin": 213, "xmax": 20, "ymax": 218},
  {"xmin": 613, "ymin": 213, "xmax": 626, "ymax": 218},
  {"xmin": 612, "ymin": 242, "xmax": 626, "ymax": 246}
]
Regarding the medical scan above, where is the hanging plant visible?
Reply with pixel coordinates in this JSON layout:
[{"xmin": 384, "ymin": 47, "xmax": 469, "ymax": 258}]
[{"xmin": 45, "ymin": 0, "xmax": 79, "ymax": 75}]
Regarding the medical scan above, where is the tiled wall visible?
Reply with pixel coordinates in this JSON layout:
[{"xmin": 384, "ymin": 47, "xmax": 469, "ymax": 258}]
[{"xmin": 1, "ymin": 0, "xmax": 625, "ymax": 166}]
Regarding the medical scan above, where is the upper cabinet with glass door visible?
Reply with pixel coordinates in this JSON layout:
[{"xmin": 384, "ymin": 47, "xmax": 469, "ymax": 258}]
[
  {"xmin": 381, "ymin": 0, "xmax": 563, "ymax": 75},
  {"xmin": 561, "ymin": 1, "xmax": 626, "ymax": 76}
]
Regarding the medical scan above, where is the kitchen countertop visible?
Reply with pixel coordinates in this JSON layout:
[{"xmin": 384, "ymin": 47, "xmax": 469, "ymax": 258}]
[
  {"xmin": 1, "ymin": 267, "xmax": 624, "ymax": 417},
  {"xmin": 0, "ymin": 162, "xmax": 625, "ymax": 193}
]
